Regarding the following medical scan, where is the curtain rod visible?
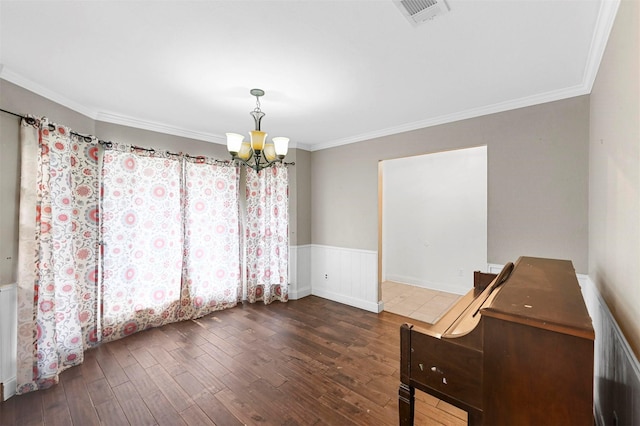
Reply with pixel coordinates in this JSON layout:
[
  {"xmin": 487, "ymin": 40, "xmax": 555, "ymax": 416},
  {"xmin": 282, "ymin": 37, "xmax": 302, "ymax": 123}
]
[
  {"xmin": 1, "ymin": 107, "xmax": 111, "ymax": 146},
  {"xmin": 0, "ymin": 108, "xmax": 292, "ymax": 167},
  {"xmin": 0, "ymin": 107, "xmax": 235, "ymax": 164}
]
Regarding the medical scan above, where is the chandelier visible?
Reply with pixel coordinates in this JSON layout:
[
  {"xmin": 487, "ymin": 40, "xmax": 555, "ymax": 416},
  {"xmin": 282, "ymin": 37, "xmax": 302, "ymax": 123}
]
[{"xmin": 226, "ymin": 88, "xmax": 289, "ymax": 172}]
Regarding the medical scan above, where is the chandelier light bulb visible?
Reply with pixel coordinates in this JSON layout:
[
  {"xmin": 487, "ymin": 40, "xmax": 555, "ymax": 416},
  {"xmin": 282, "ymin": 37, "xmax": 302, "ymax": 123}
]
[
  {"xmin": 272, "ymin": 137, "xmax": 289, "ymax": 158},
  {"xmin": 226, "ymin": 133, "xmax": 244, "ymax": 154}
]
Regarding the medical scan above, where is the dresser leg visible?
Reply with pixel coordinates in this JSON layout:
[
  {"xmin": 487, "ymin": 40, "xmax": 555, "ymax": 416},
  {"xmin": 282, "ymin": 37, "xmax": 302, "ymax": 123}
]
[
  {"xmin": 468, "ymin": 409, "xmax": 483, "ymax": 426},
  {"xmin": 399, "ymin": 383, "xmax": 415, "ymax": 426}
]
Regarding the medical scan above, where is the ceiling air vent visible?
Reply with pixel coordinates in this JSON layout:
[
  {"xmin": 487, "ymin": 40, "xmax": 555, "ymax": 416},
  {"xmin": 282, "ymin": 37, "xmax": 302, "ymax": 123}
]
[{"xmin": 394, "ymin": 0, "xmax": 450, "ymax": 26}]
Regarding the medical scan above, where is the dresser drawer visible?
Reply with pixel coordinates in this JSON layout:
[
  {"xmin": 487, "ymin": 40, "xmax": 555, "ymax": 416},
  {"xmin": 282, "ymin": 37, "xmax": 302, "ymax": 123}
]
[{"xmin": 409, "ymin": 331, "xmax": 482, "ymax": 410}]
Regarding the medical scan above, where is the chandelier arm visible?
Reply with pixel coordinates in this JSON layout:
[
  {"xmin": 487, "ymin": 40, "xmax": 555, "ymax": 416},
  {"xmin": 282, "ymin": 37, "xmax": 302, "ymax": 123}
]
[
  {"xmin": 231, "ymin": 155, "xmax": 291, "ymax": 173},
  {"xmin": 257, "ymin": 152, "xmax": 282, "ymax": 172}
]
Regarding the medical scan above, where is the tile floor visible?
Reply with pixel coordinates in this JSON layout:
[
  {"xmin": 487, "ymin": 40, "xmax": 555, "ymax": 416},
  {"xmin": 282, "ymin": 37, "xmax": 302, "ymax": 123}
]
[{"xmin": 382, "ymin": 281, "xmax": 462, "ymax": 324}]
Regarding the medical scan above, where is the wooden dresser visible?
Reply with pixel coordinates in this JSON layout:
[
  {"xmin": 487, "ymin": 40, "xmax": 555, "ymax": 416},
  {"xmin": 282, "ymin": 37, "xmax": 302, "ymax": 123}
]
[{"xmin": 399, "ymin": 256, "xmax": 594, "ymax": 425}]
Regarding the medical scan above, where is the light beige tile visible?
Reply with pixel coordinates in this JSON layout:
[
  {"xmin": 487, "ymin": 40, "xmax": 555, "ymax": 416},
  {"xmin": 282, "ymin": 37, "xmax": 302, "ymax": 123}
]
[
  {"xmin": 382, "ymin": 281, "xmax": 462, "ymax": 324},
  {"xmin": 384, "ymin": 304, "xmax": 416, "ymax": 317},
  {"xmin": 429, "ymin": 294, "xmax": 460, "ymax": 309},
  {"xmin": 410, "ymin": 310, "xmax": 440, "ymax": 324}
]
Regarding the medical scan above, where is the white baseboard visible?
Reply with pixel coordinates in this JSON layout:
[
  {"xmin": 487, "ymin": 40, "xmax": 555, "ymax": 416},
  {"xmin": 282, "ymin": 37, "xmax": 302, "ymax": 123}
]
[
  {"xmin": 487, "ymin": 263, "xmax": 504, "ymax": 274},
  {"xmin": 0, "ymin": 283, "xmax": 17, "ymax": 401},
  {"xmin": 289, "ymin": 287, "xmax": 312, "ymax": 300},
  {"xmin": 2, "ymin": 377, "xmax": 16, "ymax": 401},
  {"xmin": 384, "ymin": 274, "xmax": 467, "ymax": 295},
  {"xmin": 289, "ymin": 245, "xmax": 311, "ymax": 300},
  {"xmin": 311, "ymin": 287, "xmax": 382, "ymax": 313}
]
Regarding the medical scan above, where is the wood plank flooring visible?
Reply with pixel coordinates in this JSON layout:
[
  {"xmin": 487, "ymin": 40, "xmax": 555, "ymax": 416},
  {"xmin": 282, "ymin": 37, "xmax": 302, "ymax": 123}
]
[{"xmin": 0, "ymin": 296, "xmax": 467, "ymax": 426}]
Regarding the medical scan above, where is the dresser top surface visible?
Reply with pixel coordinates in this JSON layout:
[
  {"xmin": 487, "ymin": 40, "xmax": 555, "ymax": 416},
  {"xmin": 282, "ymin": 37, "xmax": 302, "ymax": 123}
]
[{"xmin": 481, "ymin": 256, "xmax": 594, "ymax": 340}]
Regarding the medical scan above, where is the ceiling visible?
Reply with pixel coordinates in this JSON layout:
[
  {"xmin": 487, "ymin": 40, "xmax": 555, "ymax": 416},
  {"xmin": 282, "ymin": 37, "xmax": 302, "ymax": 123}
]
[{"xmin": 0, "ymin": 1, "xmax": 618, "ymax": 151}]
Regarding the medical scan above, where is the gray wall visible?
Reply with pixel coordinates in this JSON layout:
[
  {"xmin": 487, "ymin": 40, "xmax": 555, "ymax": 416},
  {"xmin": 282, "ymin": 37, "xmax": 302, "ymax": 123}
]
[
  {"xmin": 589, "ymin": 0, "xmax": 640, "ymax": 358},
  {"xmin": 0, "ymin": 79, "xmax": 312, "ymax": 284},
  {"xmin": 0, "ymin": 111, "xmax": 21, "ymax": 284},
  {"xmin": 1, "ymin": 80, "xmax": 96, "ymax": 284},
  {"xmin": 588, "ymin": 3, "xmax": 640, "ymax": 423},
  {"xmin": 312, "ymin": 96, "xmax": 590, "ymax": 273},
  {"xmin": 0, "ymin": 78, "xmax": 592, "ymax": 278},
  {"xmin": 1, "ymin": 80, "xmax": 96, "ymax": 135},
  {"xmin": 287, "ymin": 148, "xmax": 312, "ymax": 246}
]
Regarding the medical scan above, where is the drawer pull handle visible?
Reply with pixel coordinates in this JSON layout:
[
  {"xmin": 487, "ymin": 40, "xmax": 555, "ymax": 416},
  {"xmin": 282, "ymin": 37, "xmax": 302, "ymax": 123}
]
[{"xmin": 419, "ymin": 363, "xmax": 424, "ymax": 371}]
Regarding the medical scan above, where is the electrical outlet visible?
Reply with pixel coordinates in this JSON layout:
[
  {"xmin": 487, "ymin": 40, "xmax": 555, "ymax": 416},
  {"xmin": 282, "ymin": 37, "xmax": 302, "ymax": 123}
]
[{"xmin": 324, "ymin": 273, "xmax": 328, "ymax": 280}]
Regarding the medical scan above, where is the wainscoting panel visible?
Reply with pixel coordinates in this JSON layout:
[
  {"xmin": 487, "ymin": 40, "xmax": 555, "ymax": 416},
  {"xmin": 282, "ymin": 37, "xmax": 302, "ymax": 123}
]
[
  {"xmin": 310, "ymin": 245, "xmax": 380, "ymax": 313},
  {"xmin": 289, "ymin": 245, "xmax": 311, "ymax": 300},
  {"xmin": 581, "ymin": 276, "xmax": 640, "ymax": 426},
  {"xmin": 0, "ymin": 283, "xmax": 17, "ymax": 401}
]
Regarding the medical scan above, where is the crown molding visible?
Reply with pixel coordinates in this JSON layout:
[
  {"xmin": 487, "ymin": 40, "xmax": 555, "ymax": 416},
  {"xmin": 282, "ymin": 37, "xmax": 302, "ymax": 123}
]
[
  {"xmin": 95, "ymin": 111, "xmax": 226, "ymax": 145},
  {"xmin": 581, "ymin": 0, "xmax": 620, "ymax": 93},
  {"xmin": 0, "ymin": 65, "xmax": 312, "ymax": 150},
  {"xmin": 0, "ymin": 65, "xmax": 98, "ymax": 119},
  {"xmin": 0, "ymin": 0, "xmax": 619, "ymax": 153},
  {"xmin": 96, "ymin": 112, "xmax": 313, "ymax": 150},
  {"xmin": 310, "ymin": 83, "xmax": 590, "ymax": 151},
  {"xmin": 309, "ymin": 0, "xmax": 620, "ymax": 152}
]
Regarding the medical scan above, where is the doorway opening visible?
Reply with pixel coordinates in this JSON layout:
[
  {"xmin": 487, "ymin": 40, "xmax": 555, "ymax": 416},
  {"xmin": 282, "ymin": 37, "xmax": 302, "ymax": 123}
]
[{"xmin": 378, "ymin": 146, "xmax": 487, "ymax": 323}]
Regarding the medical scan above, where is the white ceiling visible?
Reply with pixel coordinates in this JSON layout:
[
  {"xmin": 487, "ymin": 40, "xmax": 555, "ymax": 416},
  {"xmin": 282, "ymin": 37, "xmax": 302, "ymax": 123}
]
[{"xmin": 0, "ymin": 0, "xmax": 618, "ymax": 151}]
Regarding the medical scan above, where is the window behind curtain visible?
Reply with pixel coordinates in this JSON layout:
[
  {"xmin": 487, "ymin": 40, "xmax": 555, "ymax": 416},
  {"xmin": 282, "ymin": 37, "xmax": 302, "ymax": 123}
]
[
  {"xmin": 101, "ymin": 150, "xmax": 184, "ymax": 341},
  {"xmin": 100, "ymin": 149, "xmax": 243, "ymax": 341}
]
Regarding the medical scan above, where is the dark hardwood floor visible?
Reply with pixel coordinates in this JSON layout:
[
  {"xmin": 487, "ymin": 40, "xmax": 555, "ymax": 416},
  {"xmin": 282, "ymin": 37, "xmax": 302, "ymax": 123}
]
[{"xmin": 0, "ymin": 296, "xmax": 466, "ymax": 425}]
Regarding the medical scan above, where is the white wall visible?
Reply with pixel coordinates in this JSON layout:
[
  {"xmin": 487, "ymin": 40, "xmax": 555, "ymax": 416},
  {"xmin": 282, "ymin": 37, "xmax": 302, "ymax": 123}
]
[{"xmin": 381, "ymin": 146, "xmax": 487, "ymax": 294}]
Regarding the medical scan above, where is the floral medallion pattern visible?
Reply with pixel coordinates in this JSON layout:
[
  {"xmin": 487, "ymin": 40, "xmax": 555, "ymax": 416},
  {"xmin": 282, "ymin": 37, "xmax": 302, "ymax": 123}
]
[
  {"xmin": 101, "ymin": 147, "xmax": 184, "ymax": 341},
  {"xmin": 16, "ymin": 120, "xmax": 285, "ymax": 396},
  {"xmin": 180, "ymin": 158, "xmax": 241, "ymax": 319},
  {"xmin": 16, "ymin": 119, "xmax": 100, "ymax": 394},
  {"xmin": 245, "ymin": 164, "xmax": 289, "ymax": 304}
]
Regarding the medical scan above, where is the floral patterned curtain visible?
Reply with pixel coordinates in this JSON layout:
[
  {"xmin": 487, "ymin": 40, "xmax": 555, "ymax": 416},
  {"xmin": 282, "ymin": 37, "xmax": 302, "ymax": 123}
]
[
  {"xmin": 16, "ymin": 118, "xmax": 100, "ymax": 394},
  {"xmin": 100, "ymin": 147, "xmax": 184, "ymax": 341},
  {"xmin": 15, "ymin": 116, "xmax": 284, "ymax": 395},
  {"xmin": 245, "ymin": 164, "xmax": 289, "ymax": 304},
  {"xmin": 180, "ymin": 157, "xmax": 242, "ymax": 319},
  {"xmin": 100, "ymin": 147, "xmax": 242, "ymax": 341}
]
